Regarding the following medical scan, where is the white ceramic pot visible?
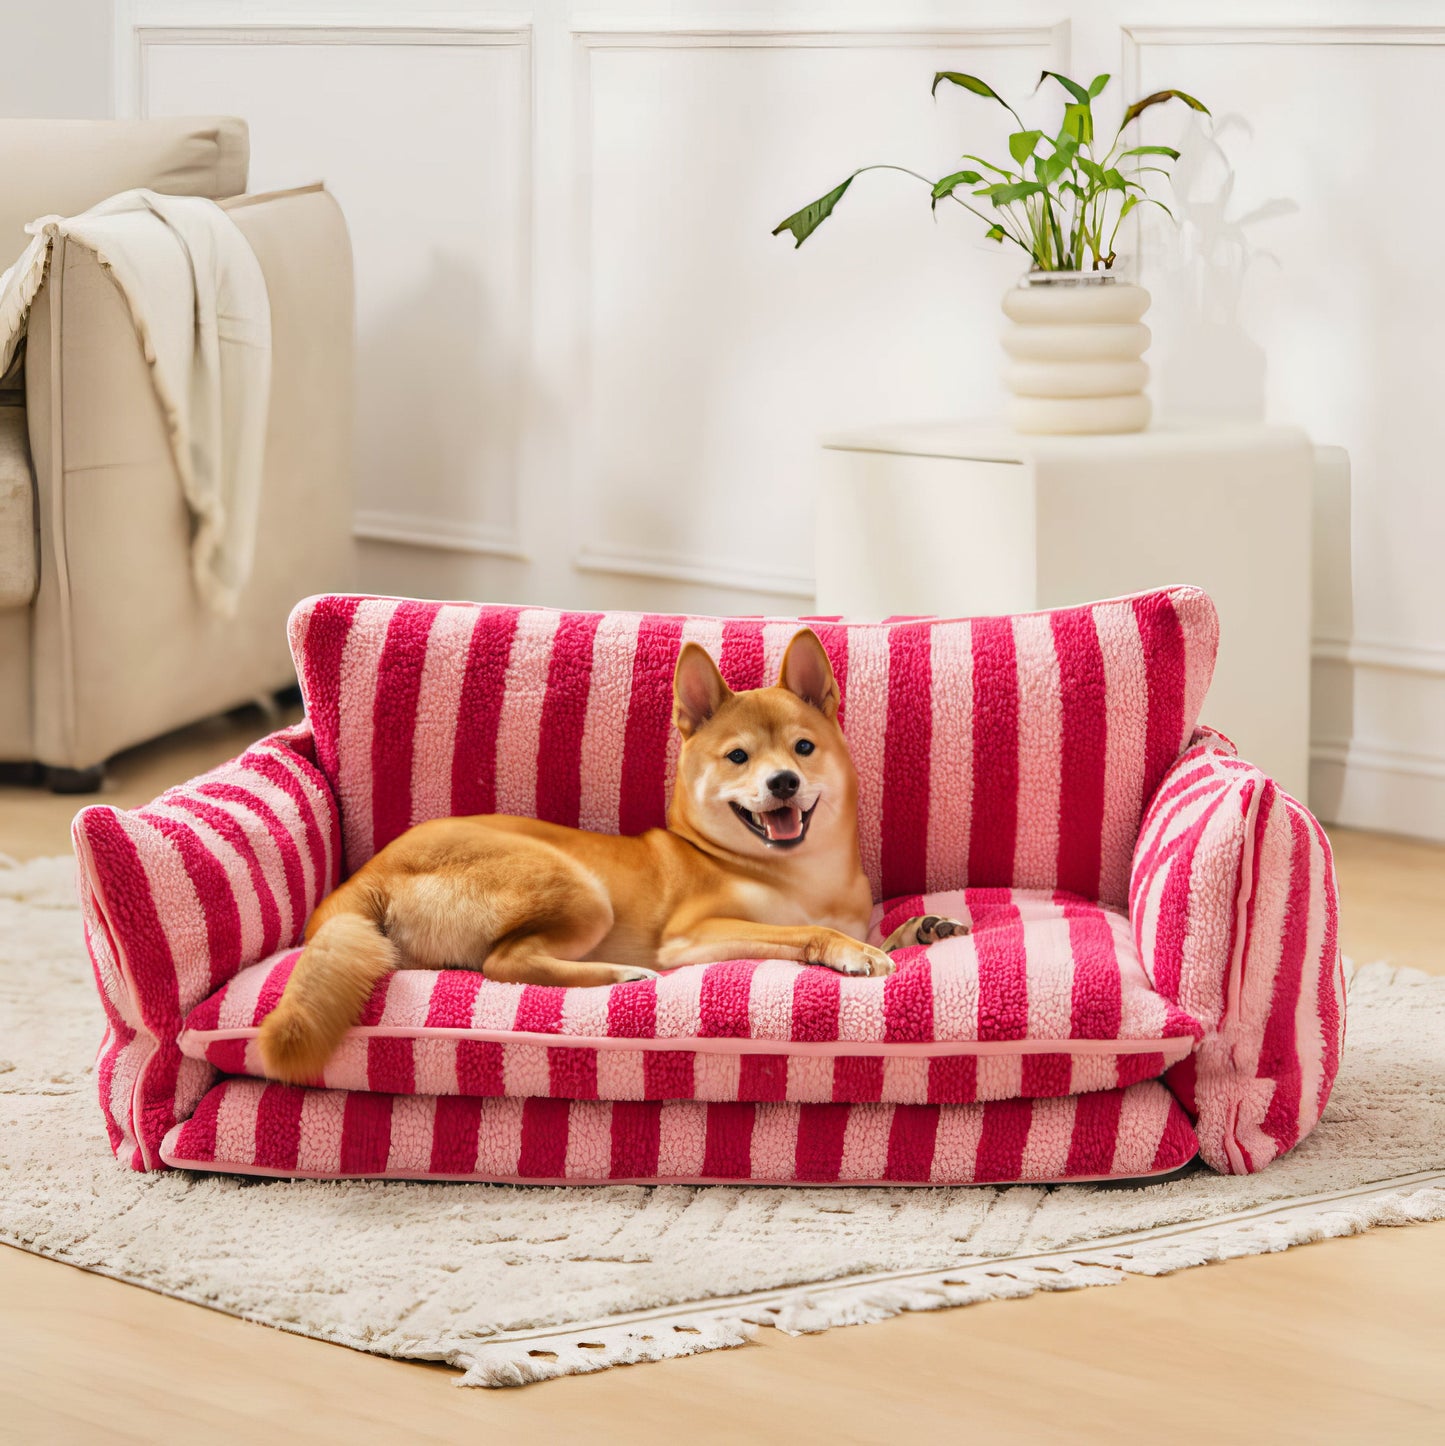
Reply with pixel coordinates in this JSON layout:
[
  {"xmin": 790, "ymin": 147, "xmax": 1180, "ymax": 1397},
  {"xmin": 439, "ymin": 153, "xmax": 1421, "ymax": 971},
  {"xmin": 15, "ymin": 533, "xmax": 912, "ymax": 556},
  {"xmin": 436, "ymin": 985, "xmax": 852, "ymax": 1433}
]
[{"xmin": 1001, "ymin": 273, "xmax": 1152, "ymax": 434}]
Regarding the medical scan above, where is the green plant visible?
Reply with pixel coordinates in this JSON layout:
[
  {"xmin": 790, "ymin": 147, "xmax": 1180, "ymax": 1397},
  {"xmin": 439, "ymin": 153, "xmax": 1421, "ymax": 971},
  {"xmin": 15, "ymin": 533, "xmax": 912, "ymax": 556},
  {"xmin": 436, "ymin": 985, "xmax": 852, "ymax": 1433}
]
[{"xmin": 773, "ymin": 70, "xmax": 1209, "ymax": 271}]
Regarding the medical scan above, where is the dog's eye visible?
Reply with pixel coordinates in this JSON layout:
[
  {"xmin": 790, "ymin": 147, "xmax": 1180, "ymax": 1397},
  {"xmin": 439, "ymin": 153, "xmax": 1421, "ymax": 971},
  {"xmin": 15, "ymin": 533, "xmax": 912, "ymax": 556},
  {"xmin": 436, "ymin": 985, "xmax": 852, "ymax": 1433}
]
[
  {"xmin": 726, "ymin": 748, "xmax": 748, "ymax": 765},
  {"xmin": 795, "ymin": 739, "xmax": 815, "ymax": 756}
]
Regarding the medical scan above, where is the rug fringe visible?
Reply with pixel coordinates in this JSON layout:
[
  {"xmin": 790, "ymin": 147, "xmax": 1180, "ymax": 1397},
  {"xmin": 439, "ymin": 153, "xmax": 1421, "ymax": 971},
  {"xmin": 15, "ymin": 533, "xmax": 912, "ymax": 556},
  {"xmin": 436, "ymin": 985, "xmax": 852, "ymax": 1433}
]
[
  {"xmin": 453, "ymin": 1180, "xmax": 1445, "ymax": 1386},
  {"xmin": 457, "ymin": 1317, "xmax": 756, "ymax": 1387}
]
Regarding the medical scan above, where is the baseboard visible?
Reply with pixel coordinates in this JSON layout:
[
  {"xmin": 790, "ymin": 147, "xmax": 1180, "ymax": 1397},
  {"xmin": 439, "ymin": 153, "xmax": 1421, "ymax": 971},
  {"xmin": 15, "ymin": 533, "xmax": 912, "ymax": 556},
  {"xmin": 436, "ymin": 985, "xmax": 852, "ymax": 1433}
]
[
  {"xmin": 353, "ymin": 510, "xmax": 527, "ymax": 561},
  {"xmin": 1311, "ymin": 742, "xmax": 1445, "ymax": 842},
  {"xmin": 1312, "ymin": 633, "xmax": 1445, "ymax": 679},
  {"xmin": 1310, "ymin": 628, "xmax": 1445, "ymax": 842},
  {"xmin": 574, "ymin": 543, "xmax": 815, "ymax": 600}
]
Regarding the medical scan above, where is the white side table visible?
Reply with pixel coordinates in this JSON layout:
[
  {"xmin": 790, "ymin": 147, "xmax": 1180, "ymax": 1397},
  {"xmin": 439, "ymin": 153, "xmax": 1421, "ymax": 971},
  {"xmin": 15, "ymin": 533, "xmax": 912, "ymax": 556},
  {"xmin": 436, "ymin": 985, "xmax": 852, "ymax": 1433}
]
[{"xmin": 816, "ymin": 420, "xmax": 1314, "ymax": 799}]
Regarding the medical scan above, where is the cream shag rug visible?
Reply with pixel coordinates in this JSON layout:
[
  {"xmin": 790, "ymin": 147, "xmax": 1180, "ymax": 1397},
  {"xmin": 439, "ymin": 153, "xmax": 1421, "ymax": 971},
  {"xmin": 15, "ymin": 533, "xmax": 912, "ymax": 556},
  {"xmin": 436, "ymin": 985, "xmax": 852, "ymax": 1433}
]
[{"xmin": 4, "ymin": 854, "xmax": 1444, "ymax": 1387}]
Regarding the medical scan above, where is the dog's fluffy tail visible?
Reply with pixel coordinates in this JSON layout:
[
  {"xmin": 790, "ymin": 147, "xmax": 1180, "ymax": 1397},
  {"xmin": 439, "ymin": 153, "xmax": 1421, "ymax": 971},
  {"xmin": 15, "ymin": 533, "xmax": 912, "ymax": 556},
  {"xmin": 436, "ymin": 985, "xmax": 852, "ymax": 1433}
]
[{"xmin": 256, "ymin": 885, "xmax": 399, "ymax": 1084}]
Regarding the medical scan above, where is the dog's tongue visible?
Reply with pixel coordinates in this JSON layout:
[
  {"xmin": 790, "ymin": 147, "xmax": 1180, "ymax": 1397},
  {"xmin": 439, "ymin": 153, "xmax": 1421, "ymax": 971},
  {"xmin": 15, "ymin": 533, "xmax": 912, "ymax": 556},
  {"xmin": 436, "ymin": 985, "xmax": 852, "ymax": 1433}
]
[{"xmin": 763, "ymin": 806, "xmax": 803, "ymax": 841}]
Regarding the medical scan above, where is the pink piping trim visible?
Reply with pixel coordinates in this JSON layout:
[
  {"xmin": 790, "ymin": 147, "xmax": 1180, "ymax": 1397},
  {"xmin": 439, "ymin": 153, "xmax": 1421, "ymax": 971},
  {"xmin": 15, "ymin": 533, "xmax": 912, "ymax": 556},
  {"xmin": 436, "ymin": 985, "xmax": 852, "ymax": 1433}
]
[
  {"xmin": 1224, "ymin": 777, "xmax": 1266, "ymax": 1030},
  {"xmin": 293, "ymin": 586, "xmax": 1208, "ymax": 632},
  {"xmin": 179, "ymin": 1023, "xmax": 1198, "ymax": 1061}
]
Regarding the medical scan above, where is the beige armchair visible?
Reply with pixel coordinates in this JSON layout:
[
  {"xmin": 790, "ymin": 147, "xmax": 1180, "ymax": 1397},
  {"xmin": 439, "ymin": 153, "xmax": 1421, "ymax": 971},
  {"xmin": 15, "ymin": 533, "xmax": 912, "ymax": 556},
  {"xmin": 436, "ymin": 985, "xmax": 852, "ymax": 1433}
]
[{"xmin": 0, "ymin": 117, "xmax": 355, "ymax": 790}]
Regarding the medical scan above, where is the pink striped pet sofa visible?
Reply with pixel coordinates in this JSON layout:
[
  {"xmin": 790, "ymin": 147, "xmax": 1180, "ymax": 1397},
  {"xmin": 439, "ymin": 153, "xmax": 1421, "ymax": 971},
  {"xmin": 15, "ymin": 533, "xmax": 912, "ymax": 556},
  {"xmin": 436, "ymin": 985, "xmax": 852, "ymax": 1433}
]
[{"xmin": 73, "ymin": 587, "xmax": 1344, "ymax": 1185}]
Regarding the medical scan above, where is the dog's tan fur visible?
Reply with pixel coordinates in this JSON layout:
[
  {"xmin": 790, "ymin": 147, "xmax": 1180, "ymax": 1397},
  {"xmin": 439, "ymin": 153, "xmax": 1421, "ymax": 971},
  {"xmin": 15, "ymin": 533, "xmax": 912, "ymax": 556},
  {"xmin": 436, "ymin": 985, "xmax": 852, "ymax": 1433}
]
[{"xmin": 257, "ymin": 630, "xmax": 965, "ymax": 1083}]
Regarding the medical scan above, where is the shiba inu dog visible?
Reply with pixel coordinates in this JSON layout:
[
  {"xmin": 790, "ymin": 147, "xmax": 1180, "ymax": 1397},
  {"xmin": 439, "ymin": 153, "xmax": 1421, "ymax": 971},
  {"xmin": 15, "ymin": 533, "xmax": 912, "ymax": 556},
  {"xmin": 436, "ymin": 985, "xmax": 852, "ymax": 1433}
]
[{"xmin": 257, "ymin": 629, "xmax": 966, "ymax": 1083}]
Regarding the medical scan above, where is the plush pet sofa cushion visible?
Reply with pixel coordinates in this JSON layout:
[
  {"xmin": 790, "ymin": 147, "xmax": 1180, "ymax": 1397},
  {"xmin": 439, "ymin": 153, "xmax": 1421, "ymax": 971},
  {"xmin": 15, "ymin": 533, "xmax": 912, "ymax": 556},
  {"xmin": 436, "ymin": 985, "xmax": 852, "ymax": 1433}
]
[
  {"xmin": 1130, "ymin": 732, "xmax": 1346, "ymax": 1173},
  {"xmin": 177, "ymin": 888, "xmax": 1201, "ymax": 1104},
  {"xmin": 291, "ymin": 588, "xmax": 1219, "ymax": 905},
  {"xmin": 159, "ymin": 1078, "xmax": 1200, "ymax": 1185},
  {"xmin": 74, "ymin": 589, "xmax": 1344, "ymax": 1183},
  {"xmin": 74, "ymin": 723, "xmax": 340, "ymax": 1171}
]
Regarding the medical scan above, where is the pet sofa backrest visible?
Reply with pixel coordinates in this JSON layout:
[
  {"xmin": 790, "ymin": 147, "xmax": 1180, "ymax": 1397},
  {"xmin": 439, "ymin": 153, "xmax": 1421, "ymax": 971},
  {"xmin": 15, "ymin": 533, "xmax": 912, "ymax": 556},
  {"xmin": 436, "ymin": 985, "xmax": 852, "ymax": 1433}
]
[{"xmin": 289, "ymin": 588, "xmax": 1218, "ymax": 905}]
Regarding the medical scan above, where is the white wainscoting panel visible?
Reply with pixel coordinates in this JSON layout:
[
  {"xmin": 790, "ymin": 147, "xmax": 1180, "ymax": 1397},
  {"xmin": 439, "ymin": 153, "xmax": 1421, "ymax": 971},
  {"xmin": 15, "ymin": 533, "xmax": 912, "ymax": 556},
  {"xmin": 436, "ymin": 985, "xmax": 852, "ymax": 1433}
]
[
  {"xmin": 140, "ymin": 24, "xmax": 532, "ymax": 559},
  {"xmin": 571, "ymin": 26, "xmax": 1062, "ymax": 597},
  {"xmin": 1127, "ymin": 25, "xmax": 1445, "ymax": 837}
]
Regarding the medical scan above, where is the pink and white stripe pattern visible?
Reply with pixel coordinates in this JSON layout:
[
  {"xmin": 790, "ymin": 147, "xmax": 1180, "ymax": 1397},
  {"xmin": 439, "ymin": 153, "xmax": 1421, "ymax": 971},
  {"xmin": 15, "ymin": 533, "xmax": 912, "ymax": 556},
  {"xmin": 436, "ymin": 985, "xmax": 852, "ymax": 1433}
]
[
  {"xmin": 177, "ymin": 889, "xmax": 1200, "ymax": 1105},
  {"xmin": 1129, "ymin": 730, "xmax": 1346, "ymax": 1173},
  {"xmin": 73, "ymin": 722, "xmax": 341, "ymax": 1168},
  {"xmin": 159, "ymin": 1078, "xmax": 1199, "ymax": 1185},
  {"xmin": 73, "ymin": 591, "xmax": 1345, "ymax": 1181},
  {"xmin": 290, "ymin": 588, "xmax": 1219, "ymax": 903}
]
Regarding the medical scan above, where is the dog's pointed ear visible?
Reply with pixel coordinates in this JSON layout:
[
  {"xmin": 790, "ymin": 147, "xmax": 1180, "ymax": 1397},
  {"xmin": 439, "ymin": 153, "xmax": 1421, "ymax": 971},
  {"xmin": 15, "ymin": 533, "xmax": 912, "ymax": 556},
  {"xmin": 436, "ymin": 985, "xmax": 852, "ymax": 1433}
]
[
  {"xmin": 778, "ymin": 628, "xmax": 840, "ymax": 722},
  {"xmin": 673, "ymin": 642, "xmax": 732, "ymax": 738}
]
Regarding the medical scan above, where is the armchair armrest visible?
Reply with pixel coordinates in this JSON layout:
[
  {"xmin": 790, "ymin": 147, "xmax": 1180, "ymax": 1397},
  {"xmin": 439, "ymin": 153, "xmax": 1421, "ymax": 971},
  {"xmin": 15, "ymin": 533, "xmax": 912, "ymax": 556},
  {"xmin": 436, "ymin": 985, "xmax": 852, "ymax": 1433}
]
[
  {"xmin": 25, "ymin": 184, "xmax": 353, "ymax": 770},
  {"xmin": 73, "ymin": 721, "xmax": 340, "ymax": 1169},
  {"xmin": 1129, "ymin": 728, "xmax": 1344, "ymax": 1173}
]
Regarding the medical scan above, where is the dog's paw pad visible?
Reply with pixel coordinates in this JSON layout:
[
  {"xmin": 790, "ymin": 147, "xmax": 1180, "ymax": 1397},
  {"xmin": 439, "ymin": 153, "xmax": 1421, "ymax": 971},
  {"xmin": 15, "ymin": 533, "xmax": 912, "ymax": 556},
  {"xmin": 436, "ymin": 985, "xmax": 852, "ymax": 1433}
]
[{"xmin": 917, "ymin": 915, "xmax": 969, "ymax": 944}]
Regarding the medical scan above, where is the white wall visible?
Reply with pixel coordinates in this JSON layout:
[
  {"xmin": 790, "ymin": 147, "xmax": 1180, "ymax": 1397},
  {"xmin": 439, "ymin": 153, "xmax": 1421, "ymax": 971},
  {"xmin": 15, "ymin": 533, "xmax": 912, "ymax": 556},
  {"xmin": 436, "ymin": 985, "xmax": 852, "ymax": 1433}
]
[
  {"xmin": 1, "ymin": 0, "xmax": 112, "ymax": 117},
  {"xmin": 118, "ymin": 0, "xmax": 1445, "ymax": 838}
]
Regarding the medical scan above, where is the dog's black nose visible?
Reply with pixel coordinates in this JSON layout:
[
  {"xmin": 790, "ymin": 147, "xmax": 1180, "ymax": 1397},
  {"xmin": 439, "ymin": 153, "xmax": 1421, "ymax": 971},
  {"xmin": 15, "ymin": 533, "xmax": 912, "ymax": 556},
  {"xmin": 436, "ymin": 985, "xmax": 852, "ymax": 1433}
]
[{"xmin": 767, "ymin": 770, "xmax": 800, "ymax": 800}]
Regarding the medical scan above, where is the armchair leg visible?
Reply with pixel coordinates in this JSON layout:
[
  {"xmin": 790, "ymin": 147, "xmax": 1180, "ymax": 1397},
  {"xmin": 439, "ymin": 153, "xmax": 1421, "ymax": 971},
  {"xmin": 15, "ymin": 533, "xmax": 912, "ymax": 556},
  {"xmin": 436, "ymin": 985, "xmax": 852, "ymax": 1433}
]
[{"xmin": 46, "ymin": 764, "xmax": 107, "ymax": 795}]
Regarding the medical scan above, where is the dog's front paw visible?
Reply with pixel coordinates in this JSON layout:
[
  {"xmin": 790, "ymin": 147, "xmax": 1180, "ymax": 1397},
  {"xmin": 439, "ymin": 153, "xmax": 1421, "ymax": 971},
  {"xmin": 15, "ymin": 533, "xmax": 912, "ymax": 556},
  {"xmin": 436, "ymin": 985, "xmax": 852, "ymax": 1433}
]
[
  {"xmin": 822, "ymin": 942, "xmax": 895, "ymax": 978},
  {"xmin": 881, "ymin": 914, "xmax": 971, "ymax": 951}
]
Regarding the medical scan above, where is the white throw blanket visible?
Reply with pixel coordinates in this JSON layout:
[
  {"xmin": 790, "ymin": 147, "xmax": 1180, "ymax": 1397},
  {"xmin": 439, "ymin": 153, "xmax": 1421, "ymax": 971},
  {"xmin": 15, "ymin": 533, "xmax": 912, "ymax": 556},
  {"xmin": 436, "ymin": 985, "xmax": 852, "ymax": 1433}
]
[{"xmin": 0, "ymin": 189, "xmax": 270, "ymax": 617}]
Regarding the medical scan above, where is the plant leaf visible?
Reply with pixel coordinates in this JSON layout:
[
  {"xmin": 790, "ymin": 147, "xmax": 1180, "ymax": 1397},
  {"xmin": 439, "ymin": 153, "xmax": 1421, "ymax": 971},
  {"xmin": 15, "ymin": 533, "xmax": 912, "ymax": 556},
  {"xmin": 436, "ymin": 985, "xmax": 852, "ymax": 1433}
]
[
  {"xmin": 1009, "ymin": 129, "xmax": 1043, "ymax": 167},
  {"xmin": 1036, "ymin": 137, "xmax": 1077, "ymax": 185},
  {"xmin": 771, "ymin": 175, "xmax": 855, "ymax": 248},
  {"xmin": 1116, "ymin": 193, "xmax": 1176, "ymax": 225},
  {"xmin": 1076, "ymin": 155, "xmax": 1105, "ymax": 185},
  {"xmin": 934, "ymin": 71, "xmax": 1007, "ymax": 105},
  {"xmin": 985, "ymin": 224, "xmax": 1007, "ymax": 243},
  {"xmin": 1117, "ymin": 144, "xmax": 1181, "ymax": 161},
  {"xmin": 1088, "ymin": 73, "xmax": 1111, "ymax": 97},
  {"xmin": 1122, "ymin": 89, "xmax": 1211, "ymax": 127},
  {"xmin": 962, "ymin": 153, "xmax": 1015, "ymax": 179},
  {"xmin": 1037, "ymin": 70, "xmax": 1091, "ymax": 104},
  {"xmin": 932, "ymin": 169, "xmax": 984, "ymax": 198},
  {"xmin": 930, "ymin": 169, "xmax": 985, "ymax": 209},
  {"xmin": 1063, "ymin": 102, "xmax": 1094, "ymax": 145},
  {"xmin": 1103, "ymin": 167, "xmax": 1127, "ymax": 190},
  {"xmin": 990, "ymin": 181, "xmax": 1045, "ymax": 207}
]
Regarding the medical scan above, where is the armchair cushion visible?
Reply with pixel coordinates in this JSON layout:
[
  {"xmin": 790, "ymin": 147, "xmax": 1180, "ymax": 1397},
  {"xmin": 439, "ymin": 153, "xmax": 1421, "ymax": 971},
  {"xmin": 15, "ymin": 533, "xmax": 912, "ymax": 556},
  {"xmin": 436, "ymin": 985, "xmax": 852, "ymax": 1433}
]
[
  {"xmin": 1130, "ymin": 730, "xmax": 1345, "ymax": 1172},
  {"xmin": 0, "ymin": 117, "xmax": 248, "ymax": 269},
  {"xmin": 0, "ymin": 407, "xmax": 34, "ymax": 608}
]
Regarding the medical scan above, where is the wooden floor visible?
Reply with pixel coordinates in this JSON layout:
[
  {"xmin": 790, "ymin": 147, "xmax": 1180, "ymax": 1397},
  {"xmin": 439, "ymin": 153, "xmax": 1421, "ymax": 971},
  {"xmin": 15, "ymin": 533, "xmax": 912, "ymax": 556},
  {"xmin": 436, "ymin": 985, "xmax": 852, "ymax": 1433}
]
[{"xmin": 2, "ymin": 708, "xmax": 1443, "ymax": 1444}]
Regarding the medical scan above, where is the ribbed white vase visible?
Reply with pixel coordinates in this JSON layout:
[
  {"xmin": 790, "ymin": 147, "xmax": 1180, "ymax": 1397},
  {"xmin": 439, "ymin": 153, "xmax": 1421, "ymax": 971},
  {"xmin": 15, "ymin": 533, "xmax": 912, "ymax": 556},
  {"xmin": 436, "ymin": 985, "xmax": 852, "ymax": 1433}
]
[{"xmin": 1002, "ymin": 273, "xmax": 1151, "ymax": 435}]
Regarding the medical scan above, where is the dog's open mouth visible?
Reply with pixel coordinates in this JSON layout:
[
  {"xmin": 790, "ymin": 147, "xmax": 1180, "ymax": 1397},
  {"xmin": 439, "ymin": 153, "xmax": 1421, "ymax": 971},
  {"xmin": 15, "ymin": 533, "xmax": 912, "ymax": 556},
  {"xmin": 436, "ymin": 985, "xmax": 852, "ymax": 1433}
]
[{"xmin": 729, "ymin": 799, "xmax": 817, "ymax": 848}]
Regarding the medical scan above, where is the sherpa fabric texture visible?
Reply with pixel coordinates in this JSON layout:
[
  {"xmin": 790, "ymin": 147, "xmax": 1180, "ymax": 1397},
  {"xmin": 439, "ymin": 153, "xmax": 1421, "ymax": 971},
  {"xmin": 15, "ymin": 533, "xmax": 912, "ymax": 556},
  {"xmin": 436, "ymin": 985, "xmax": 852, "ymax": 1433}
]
[
  {"xmin": 159, "ymin": 1080, "xmax": 1198, "ymax": 1183},
  {"xmin": 292, "ymin": 591, "xmax": 1219, "ymax": 897},
  {"xmin": 176, "ymin": 889, "xmax": 1201, "ymax": 1101},
  {"xmin": 72, "ymin": 588, "xmax": 1344, "ymax": 1182}
]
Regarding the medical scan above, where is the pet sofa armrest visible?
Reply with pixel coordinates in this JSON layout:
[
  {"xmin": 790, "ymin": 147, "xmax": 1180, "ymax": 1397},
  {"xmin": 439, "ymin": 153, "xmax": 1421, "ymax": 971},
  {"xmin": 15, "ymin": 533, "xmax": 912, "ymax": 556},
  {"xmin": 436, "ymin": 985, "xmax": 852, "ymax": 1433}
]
[
  {"xmin": 72, "ymin": 719, "xmax": 341, "ymax": 1169},
  {"xmin": 1128, "ymin": 728, "xmax": 1345, "ymax": 1173}
]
